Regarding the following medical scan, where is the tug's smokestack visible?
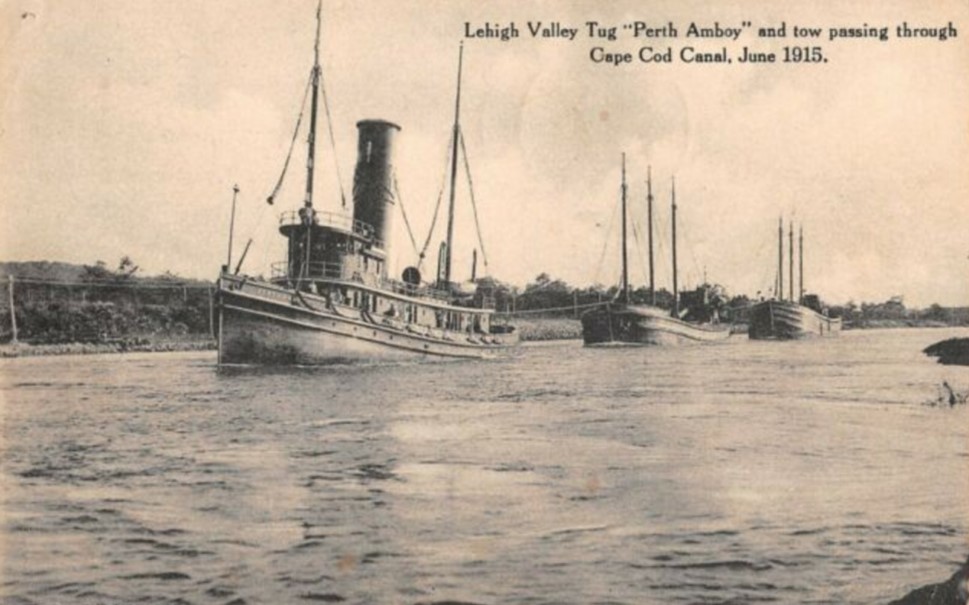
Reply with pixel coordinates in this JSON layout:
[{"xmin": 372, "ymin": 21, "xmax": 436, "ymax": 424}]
[{"xmin": 352, "ymin": 119, "xmax": 400, "ymax": 250}]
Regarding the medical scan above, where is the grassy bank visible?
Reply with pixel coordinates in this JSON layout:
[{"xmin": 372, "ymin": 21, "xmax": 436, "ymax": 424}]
[
  {"xmin": 0, "ymin": 338, "xmax": 215, "ymax": 358},
  {"xmin": 512, "ymin": 317, "xmax": 583, "ymax": 341},
  {"xmin": 846, "ymin": 319, "xmax": 955, "ymax": 329}
]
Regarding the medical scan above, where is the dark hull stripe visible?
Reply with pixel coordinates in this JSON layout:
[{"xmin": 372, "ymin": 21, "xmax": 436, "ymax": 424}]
[{"xmin": 748, "ymin": 301, "xmax": 842, "ymax": 340}]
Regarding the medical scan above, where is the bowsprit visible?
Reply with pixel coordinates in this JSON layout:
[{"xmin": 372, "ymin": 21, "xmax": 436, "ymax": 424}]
[{"xmin": 685, "ymin": 21, "xmax": 745, "ymax": 41}]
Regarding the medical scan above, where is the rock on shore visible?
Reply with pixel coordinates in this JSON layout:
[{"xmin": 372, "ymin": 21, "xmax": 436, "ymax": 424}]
[
  {"xmin": 924, "ymin": 338, "xmax": 969, "ymax": 366},
  {"xmin": 888, "ymin": 556, "xmax": 969, "ymax": 605}
]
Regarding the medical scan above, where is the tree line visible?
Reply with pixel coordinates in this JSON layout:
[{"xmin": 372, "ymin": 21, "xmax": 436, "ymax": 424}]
[
  {"xmin": 1, "ymin": 258, "xmax": 214, "ymax": 344},
  {"xmin": 487, "ymin": 273, "xmax": 968, "ymax": 328},
  {"xmin": 2, "ymin": 263, "xmax": 966, "ymax": 344}
]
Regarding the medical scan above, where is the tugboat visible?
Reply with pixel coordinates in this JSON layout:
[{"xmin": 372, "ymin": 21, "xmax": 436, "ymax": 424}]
[
  {"xmin": 581, "ymin": 156, "xmax": 731, "ymax": 346},
  {"xmin": 216, "ymin": 7, "xmax": 517, "ymax": 364},
  {"xmin": 748, "ymin": 219, "xmax": 841, "ymax": 340}
]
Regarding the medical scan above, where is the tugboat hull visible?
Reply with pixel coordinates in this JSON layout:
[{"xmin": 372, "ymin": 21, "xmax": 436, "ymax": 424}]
[{"xmin": 218, "ymin": 277, "xmax": 517, "ymax": 365}]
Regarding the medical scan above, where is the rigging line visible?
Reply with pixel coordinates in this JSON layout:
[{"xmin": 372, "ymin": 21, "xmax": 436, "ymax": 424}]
[
  {"xmin": 751, "ymin": 230, "xmax": 774, "ymax": 296},
  {"xmin": 592, "ymin": 185, "xmax": 621, "ymax": 286},
  {"xmin": 233, "ymin": 201, "xmax": 270, "ymax": 279},
  {"xmin": 266, "ymin": 70, "xmax": 314, "ymax": 205},
  {"xmin": 610, "ymin": 266, "xmax": 624, "ymax": 301},
  {"xmin": 680, "ymin": 226, "xmax": 703, "ymax": 287},
  {"xmin": 392, "ymin": 175, "xmax": 420, "ymax": 259},
  {"xmin": 458, "ymin": 130, "xmax": 489, "ymax": 274},
  {"xmin": 652, "ymin": 204, "xmax": 671, "ymax": 287},
  {"xmin": 758, "ymin": 260, "xmax": 775, "ymax": 297},
  {"xmin": 689, "ymin": 232, "xmax": 704, "ymax": 284},
  {"xmin": 240, "ymin": 185, "xmax": 277, "ymax": 257},
  {"xmin": 495, "ymin": 301, "xmax": 607, "ymax": 317},
  {"xmin": 418, "ymin": 132, "xmax": 454, "ymax": 267},
  {"xmin": 317, "ymin": 58, "xmax": 348, "ymax": 208},
  {"xmin": 250, "ymin": 197, "xmax": 271, "ymax": 233},
  {"xmin": 297, "ymin": 220, "xmax": 311, "ymax": 288},
  {"xmin": 630, "ymin": 214, "xmax": 649, "ymax": 287}
]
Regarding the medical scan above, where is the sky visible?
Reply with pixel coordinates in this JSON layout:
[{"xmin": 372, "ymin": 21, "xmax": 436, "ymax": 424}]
[{"xmin": 1, "ymin": 0, "xmax": 967, "ymax": 307}]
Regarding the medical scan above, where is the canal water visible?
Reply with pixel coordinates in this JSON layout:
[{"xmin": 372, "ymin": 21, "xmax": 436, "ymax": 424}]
[{"xmin": 2, "ymin": 328, "xmax": 968, "ymax": 604}]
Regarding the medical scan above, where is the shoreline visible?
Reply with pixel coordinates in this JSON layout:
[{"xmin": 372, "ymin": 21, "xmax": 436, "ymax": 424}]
[
  {"xmin": 0, "ymin": 339, "xmax": 215, "ymax": 359},
  {"xmin": 2, "ymin": 320, "xmax": 967, "ymax": 358}
]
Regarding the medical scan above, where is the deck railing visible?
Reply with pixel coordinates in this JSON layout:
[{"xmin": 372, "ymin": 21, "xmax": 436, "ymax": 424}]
[
  {"xmin": 278, "ymin": 210, "xmax": 384, "ymax": 250},
  {"xmin": 268, "ymin": 261, "xmax": 479, "ymax": 304},
  {"xmin": 270, "ymin": 261, "xmax": 345, "ymax": 280}
]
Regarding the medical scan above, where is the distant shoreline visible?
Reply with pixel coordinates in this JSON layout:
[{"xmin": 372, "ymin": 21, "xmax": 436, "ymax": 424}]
[
  {"xmin": 3, "ymin": 318, "xmax": 967, "ymax": 358},
  {"xmin": 512, "ymin": 316, "xmax": 966, "ymax": 341},
  {"xmin": 846, "ymin": 319, "xmax": 961, "ymax": 330}
]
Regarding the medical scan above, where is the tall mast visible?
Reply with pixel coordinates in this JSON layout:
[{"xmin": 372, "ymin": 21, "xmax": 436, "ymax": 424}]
[
  {"xmin": 620, "ymin": 153, "xmax": 629, "ymax": 303},
  {"xmin": 671, "ymin": 177, "xmax": 679, "ymax": 317},
  {"xmin": 799, "ymin": 225, "xmax": 804, "ymax": 303},
  {"xmin": 647, "ymin": 166, "xmax": 655, "ymax": 305},
  {"xmin": 226, "ymin": 184, "xmax": 239, "ymax": 269},
  {"xmin": 789, "ymin": 222, "xmax": 794, "ymax": 302},
  {"xmin": 777, "ymin": 216, "xmax": 783, "ymax": 300},
  {"xmin": 443, "ymin": 43, "xmax": 464, "ymax": 286},
  {"xmin": 298, "ymin": 1, "xmax": 323, "ymax": 282},
  {"xmin": 303, "ymin": 0, "xmax": 322, "ymax": 211}
]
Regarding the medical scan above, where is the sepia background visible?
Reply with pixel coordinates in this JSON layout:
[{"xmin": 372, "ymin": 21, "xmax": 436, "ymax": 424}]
[
  {"xmin": 1, "ymin": 0, "xmax": 967, "ymax": 308},
  {"xmin": 2, "ymin": 2, "xmax": 969, "ymax": 604}
]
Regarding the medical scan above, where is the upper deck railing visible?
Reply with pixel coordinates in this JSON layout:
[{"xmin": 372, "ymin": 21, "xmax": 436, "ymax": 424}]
[{"xmin": 279, "ymin": 210, "xmax": 384, "ymax": 250}]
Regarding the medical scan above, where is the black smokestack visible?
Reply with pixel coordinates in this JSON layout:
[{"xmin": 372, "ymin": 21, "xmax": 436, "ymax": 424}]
[{"xmin": 352, "ymin": 120, "xmax": 400, "ymax": 250}]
